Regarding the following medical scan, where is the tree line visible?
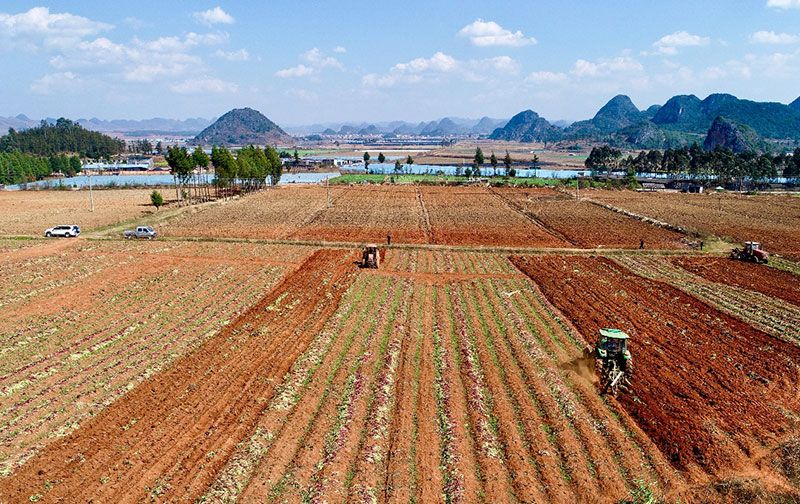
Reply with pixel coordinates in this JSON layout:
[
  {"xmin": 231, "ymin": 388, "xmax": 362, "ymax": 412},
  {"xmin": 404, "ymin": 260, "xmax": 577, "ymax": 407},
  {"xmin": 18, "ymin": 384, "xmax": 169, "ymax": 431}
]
[
  {"xmin": 165, "ymin": 144, "xmax": 283, "ymax": 203},
  {"xmin": 0, "ymin": 152, "xmax": 82, "ymax": 186},
  {"xmin": 586, "ymin": 145, "xmax": 800, "ymax": 185},
  {"xmin": 0, "ymin": 119, "xmax": 125, "ymax": 159}
]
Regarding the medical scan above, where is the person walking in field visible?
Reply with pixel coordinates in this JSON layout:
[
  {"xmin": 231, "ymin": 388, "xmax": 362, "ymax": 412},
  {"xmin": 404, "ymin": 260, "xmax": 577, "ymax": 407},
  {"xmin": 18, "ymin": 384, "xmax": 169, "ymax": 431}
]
[
  {"xmin": 387, "ymin": 234, "xmax": 391, "ymax": 246},
  {"xmin": 639, "ymin": 239, "xmax": 645, "ymax": 249}
]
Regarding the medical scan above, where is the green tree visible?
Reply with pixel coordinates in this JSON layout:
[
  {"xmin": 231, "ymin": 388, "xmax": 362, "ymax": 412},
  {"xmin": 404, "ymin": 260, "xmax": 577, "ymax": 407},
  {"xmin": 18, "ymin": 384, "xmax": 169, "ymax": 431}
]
[
  {"xmin": 490, "ymin": 152, "xmax": 498, "ymax": 175},
  {"xmin": 165, "ymin": 146, "xmax": 194, "ymax": 204},
  {"xmin": 363, "ymin": 151, "xmax": 371, "ymax": 170},
  {"xmin": 503, "ymin": 151, "xmax": 512, "ymax": 176},
  {"xmin": 293, "ymin": 149, "xmax": 300, "ymax": 166},
  {"xmin": 69, "ymin": 155, "xmax": 82, "ymax": 176},
  {"xmin": 265, "ymin": 145, "xmax": 282, "ymax": 186},
  {"xmin": 150, "ymin": 190, "xmax": 164, "ymax": 210},
  {"xmin": 378, "ymin": 152, "xmax": 386, "ymax": 164},
  {"xmin": 474, "ymin": 147, "xmax": 484, "ymax": 167},
  {"xmin": 394, "ymin": 159, "xmax": 402, "ymax": 173}
]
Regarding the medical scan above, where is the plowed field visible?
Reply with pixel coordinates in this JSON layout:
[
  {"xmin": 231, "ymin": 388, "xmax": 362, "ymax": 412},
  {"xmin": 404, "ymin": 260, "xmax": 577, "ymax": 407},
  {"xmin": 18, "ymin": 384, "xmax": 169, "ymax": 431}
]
[
  {"xmin": 0, "ymin": 189, "xmax": 156, "ymax": 236},
  {"xmin": 494, "ymin": 188, "xmax": 688, "ymax": 249},
  {"xmin": 590, "ymin": 190, "xmax": 800, "ymax": 253},
  {"xmin": 3, "ymin": 185, "xmax": 800, "ymax": 502},
  {"xmin": 672, "ymin": 257, "xmax": 800, "ymax": 306},
  {"xmin": 0, "ymin": 248, "xmax": 358, "ymax": 502},
  {"xmin": 512, "ymin": 255, "xmax": 800, "ymax": 477},
  {"xmin": 0, "ymin": 240, "xmax": 311, "ymax": 477},
  {"xmin": 420, "ymin": 186, "xmax": 568, "ymax": 247},
  {"xmin": 290, "ymin": 185, "xmax": 428, "ymax": 244}
]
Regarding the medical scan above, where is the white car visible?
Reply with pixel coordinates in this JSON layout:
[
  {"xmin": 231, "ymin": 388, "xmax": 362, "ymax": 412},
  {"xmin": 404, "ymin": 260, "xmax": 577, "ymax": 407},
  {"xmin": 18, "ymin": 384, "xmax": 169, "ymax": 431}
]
[{"xmin": 44, "ymin": 225, "xmax": 81, "ymax": 238}]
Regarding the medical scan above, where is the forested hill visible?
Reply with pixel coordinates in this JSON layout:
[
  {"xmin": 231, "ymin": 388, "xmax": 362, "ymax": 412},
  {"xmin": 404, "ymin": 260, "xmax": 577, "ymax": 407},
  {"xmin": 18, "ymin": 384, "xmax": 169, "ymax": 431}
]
[{"xmin": 0, "ymin": 118, "xmax": 125, "ymax": 158}]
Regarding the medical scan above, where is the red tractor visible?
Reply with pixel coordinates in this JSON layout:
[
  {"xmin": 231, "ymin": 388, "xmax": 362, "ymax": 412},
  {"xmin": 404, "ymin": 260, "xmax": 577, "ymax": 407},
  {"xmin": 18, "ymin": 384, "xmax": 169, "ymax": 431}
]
[{"xmin": 730, "ymin": 241, "xmax": 769, "ymax": 264}]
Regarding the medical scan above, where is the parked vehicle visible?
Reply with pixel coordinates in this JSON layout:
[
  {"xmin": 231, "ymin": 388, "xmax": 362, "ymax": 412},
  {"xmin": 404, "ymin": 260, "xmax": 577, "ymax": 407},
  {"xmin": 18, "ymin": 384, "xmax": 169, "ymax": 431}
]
[
  {"xmin": 44, "ymin": 225, "xmax": 80, "ymax": 238},
  {"xmin": 123, "ymin": 226, "xmax": 157, "ymax": 240}
]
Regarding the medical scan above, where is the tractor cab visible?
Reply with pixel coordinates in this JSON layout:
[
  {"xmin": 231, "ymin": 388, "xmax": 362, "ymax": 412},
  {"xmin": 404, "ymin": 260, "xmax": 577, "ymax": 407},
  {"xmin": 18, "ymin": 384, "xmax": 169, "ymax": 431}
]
[
  {"xmin": 595, "ymin": 328, "xmax": 633, "ymax": 396},
  {"xmin": 361, "ymin": 244, "xmax": 380, "ymax": 269},
  {"xmin": 730, "ymin": 241, "xmax": 769, "ymax": 264},
  {"xmin": 596, "ymin": 328, "xmax": 630, "ymax": 361}
]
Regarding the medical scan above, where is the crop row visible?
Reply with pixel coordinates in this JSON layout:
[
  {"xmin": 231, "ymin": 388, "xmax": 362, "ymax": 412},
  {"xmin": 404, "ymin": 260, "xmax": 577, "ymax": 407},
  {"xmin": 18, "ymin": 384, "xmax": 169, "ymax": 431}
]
[
  {"xmin": 613, "ymin": 255, "xmax": 800, "ymax": 344},
  {"xmin": 0, "ymin": 259, "xmax": 286, "ymax": 476},
  {"xmin": 382, "ymin": 249, "xmax": 517, "ymax": 276},
  {"xmin": 198, "ymin": 254, "xmax": 678, "ymax": 502}
]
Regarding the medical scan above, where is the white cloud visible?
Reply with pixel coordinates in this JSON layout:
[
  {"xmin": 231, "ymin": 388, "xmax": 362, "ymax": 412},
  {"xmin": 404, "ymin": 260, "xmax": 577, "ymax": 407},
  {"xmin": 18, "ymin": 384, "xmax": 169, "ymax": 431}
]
[
  {"xmin": 652, "ymin": 31, "xmax": 710, "ymax": 55},
  {"xmin": 767, "ymin": 0, "xmax": 800, "ymax": 8},
  {"xmin": 362, "ymin": 52, "xmax": 518, "ymax": 87},
  {"xmin": 192, "ymin": 6, "xmax": 234, "ymax": 26},
  {"xmin": 333, "ymin": 46, "xmax": 346, "ymax": 53},
  {"xmin": 0, "ymin": 6, "xmax": 111, "ymax": 49},
  {"xmin": 170, "ymin": 77, "xmax": 238, "ymax": 94},
  {"xmin": 276, "ymin": 64, "xmax": 314, "ymax": 78},
  {"xmin": 275, "ymin": 47, "xmax": 343, "ymax": 78},
  {"xmin": 481, "ymin": 56, "xmax": 520, "ymax": 74},
  {"xmin": 214, "ymin": 48, "xmax": 250, "ymax": 61},
  {"xmin": 458, "ymin": 19, "xmax": 536, "ymax": 47},
  {"xmin": 393, "ymin": 52, "xmax": 457, "ymax": 73},
  {"xmin": 571, "ymin": 56, "xmax": 643, "ymax": 77},
  {"xmin": 750, "ymin": 30, "xmax": 800, "ymax": 44},
  {"xmin": 526, "ymin": 71, "xmax": 568, "ymax": 83},
  {"xmin": 30, "ymin": 71, "xmax": 82, "ymax": 94}
]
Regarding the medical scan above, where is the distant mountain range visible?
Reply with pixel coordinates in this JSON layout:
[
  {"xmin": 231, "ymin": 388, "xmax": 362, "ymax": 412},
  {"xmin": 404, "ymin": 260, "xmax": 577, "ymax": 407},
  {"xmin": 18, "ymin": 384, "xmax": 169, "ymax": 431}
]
[
  {"xmin": 285, "ymin": 116, "xmax": 508, "ymax": 137},
  {"xmin": 5, "ymin": 92, "xmax": 799, "ymax": 151},
  {"xmin": 192, "ymin": 108, "xmax": 293, "ymax": 146},
  {"xmin": 490, "ymin": 93, "xmax": 800, "ymax": 150},
  {"xmin": 0, "ymin": 115, "xmax": 213, "ymax": 136}
]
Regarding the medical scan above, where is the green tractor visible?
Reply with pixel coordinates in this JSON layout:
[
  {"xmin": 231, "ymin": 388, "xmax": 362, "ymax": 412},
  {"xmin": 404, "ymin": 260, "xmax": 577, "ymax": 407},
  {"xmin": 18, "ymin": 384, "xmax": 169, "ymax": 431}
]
[{"xmin": 595, "ymin": 328, "xmax": 633, "ymax": 396}]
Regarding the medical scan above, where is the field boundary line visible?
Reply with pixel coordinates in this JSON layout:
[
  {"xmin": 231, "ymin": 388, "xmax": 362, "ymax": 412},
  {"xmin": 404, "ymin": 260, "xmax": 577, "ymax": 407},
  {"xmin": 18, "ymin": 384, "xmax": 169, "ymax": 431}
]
[
  {"xmin": 415, "ymin": 187, "xmax": 434, "ymax": 244},
  {"xmin": 487, "ymin": 187, "xmax": 576, "ymax": 246},
  {"xmin": 582, "ymin": 198, "xmax": 696, "ymax": 237},
  {"xmin": 83, "ymin": 234, "xmax": 709, "ymax": 256}
]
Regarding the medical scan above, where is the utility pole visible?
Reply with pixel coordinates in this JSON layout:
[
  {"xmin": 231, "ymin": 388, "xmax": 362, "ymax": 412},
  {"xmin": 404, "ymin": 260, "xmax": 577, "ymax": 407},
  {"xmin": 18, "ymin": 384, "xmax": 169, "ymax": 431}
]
[{"xmin": 326, "ymin": 176, "xmax": 331, "ymax": 208}]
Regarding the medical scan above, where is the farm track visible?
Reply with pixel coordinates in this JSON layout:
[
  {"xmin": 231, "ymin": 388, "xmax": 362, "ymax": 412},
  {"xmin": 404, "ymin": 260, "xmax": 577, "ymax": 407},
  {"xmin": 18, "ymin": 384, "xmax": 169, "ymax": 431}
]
[
  {"xmin": 415, "ymin": 186, "xmax": 434, "ymax": 244},
  {"xmin": 613, "ymin": 255, "xmax": 800, "ymax": 345},
  {"xmin": 512, "ymin": 255, "xmax": 800, "ymax": 478},
  {"xmin": 0, "ymin": 249, "xmax": 358, "ymax": 502}
]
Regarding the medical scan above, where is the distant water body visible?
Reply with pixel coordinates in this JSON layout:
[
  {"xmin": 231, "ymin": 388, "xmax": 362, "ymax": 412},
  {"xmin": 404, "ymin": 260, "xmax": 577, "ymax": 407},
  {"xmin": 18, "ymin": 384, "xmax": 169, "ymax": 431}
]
[{"xmin": 4, "ymin": 172, "xmax": 341, "ymax": 190}]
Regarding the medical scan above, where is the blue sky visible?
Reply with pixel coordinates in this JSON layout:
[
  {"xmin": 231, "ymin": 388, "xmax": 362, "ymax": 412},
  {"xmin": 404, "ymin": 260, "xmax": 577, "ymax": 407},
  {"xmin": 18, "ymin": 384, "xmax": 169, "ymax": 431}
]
[{"xmin": 1, "ymin": 1, "xmax": 800, "ymax": 124}]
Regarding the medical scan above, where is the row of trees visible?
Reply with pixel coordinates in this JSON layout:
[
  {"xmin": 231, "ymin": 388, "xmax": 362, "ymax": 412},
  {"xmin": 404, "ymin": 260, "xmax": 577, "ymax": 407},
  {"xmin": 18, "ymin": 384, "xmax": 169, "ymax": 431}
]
[
  {"xmin": 127, "ymin": 139, "xmax": 164, "ymax": 155},
  {"xmin": 363, "ymin": 148, "xmax": 525, "ymax": 178},
  {"xmin": 165, "ymin": 144, "xmax": 283, "ymax": 203},
  {"xmin": 586, "ymin": 145, "xmax": 800, "ymax": 185},
  {"xmin": 470, "ymin": 148, "xmax": 521, "ymax": 177},
  {"xmin": 0, "ymin": 152, "xmax": 83, "ymax": 185},
  {"xmin": 0, "ymin": 119, "xmax": 125, "ymax": 158}
]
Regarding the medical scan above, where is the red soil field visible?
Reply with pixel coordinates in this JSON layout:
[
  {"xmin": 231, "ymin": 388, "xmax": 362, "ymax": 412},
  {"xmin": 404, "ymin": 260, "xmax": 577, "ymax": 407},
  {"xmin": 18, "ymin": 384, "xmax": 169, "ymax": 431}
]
[
  {"xmin": 591, "ymin": 190, "xmax": 800, "ymax": 254},
  {"xmin": 511, "ymin": 255, "xmax": 800, "ymax": 477},
  {"xmin": 0, "ymin": 249, "xmax": 358, "ymax": 502},
  {"xmin": 290, "ymin": 185, "xmax": 428, "ymax": 244},
  {"xmin": 672, "ymin": 257, "xmax": 800, "ymax": 306},
  {"xmin": 420, "ymin": 186, "xmax": 568, "ymax": 247},
  {"xmin": 160, "ymin": 185, "xmax": 334, "ymax": 240},
  {"xmin": 494, "ymin": 187, "xmax": 687, "ymax": 249}
]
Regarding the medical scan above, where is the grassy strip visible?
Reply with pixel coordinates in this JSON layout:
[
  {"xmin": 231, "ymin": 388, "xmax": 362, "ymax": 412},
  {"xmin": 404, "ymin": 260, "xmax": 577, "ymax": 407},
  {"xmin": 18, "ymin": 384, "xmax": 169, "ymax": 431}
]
[{"xmin": 330, "ymin": 173, "xmax": 570, "ymax": 187}]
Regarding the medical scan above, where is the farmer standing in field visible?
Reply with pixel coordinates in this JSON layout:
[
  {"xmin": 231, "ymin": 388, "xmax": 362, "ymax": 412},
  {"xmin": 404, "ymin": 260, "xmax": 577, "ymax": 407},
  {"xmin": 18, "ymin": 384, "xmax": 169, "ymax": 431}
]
[{"xmin": 387, "ymin": 234, "xmax": 391, "ymax": 246}]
